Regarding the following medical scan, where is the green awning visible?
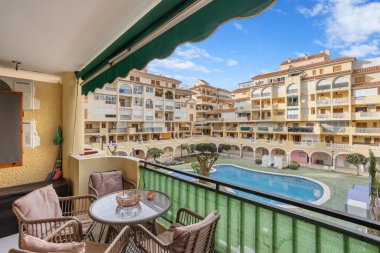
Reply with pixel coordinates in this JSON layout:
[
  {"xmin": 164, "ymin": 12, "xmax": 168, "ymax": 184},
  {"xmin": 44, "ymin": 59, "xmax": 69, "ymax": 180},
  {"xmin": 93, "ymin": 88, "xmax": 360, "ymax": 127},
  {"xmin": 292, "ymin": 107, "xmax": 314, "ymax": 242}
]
[
  {"xmin": 79, "ymin": 0, "xmax": 276, "ymax": 95},
  {"xmin": 287, "ymin": 95, "xmax": 298, "ymax": 98}
]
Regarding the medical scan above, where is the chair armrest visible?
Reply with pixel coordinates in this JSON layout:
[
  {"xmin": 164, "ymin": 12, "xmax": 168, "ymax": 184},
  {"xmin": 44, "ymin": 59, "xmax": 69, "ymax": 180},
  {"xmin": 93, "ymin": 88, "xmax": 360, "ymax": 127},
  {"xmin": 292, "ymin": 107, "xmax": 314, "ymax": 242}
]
[
  {"xmin": 123, "ymin": 178, "xmax": 137, "ymax": 189},
  {"xmin": 104, "ymin": 225, "xmax": 130, "ymax": 253},
  {"xmin": 135, "ymin": 224, "xmax": 170, "ymax": 250},
  {"xmin": 176, "ymin": 208, "xmax": 204, "ymax": 226},
  {"xmin": 59, "ymin": 194, "xmax": 97, "ymax": 216},
  {"xmin": 88, "ymin": 181, "xmax": 100, "ymax": 197},
  {"xmin": 43, "ymin": 220, "xmax": 82, "ymax": 243}
]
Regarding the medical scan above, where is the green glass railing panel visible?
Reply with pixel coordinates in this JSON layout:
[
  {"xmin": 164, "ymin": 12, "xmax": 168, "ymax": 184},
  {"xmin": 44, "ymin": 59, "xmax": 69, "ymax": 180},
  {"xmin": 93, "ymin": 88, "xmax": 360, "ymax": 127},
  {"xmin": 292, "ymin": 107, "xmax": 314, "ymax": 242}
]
[{"xmin": 140, "ymin": 168, "xmax": 380, "ymax": 253}]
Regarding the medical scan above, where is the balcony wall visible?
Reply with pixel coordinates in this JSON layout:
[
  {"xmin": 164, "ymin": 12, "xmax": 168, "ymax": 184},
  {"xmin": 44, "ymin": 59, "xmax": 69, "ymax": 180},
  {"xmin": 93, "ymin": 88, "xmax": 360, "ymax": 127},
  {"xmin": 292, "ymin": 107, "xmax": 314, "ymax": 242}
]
[{"xmin": 140, "ymin": 162, "xmax": 380, "ymax": 253}]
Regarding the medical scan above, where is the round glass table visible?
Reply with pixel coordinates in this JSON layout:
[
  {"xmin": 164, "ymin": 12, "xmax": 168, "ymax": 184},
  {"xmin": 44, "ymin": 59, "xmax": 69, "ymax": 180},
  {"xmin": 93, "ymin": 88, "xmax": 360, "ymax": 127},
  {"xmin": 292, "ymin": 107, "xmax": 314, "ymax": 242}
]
[{"xmin": 89, "ymin": 189, "xmax": 171, "ymax": 252}]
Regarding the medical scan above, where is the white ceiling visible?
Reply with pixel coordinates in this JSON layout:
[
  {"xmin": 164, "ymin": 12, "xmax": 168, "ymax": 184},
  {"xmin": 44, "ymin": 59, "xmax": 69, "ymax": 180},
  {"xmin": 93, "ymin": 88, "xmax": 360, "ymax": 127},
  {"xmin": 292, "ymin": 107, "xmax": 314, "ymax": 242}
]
[{"xmin": 0, "ymin": 0, "xmax": 159, "ymax": 75}]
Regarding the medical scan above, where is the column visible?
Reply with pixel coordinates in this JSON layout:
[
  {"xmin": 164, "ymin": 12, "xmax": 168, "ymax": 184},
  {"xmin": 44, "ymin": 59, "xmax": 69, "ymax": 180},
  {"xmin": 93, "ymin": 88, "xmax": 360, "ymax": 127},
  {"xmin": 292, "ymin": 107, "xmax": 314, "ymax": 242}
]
[{"xmin": 62, "ymin": 72, "xmax": 84, "ymax": 177}]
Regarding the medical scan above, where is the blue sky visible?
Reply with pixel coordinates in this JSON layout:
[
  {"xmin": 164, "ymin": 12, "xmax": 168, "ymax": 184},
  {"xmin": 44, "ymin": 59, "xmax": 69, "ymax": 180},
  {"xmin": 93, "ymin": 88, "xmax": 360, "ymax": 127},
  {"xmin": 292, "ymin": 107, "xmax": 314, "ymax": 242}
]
[{"xmin": 147, "ymin": 0, "xmax": 380, "ymax": 90}]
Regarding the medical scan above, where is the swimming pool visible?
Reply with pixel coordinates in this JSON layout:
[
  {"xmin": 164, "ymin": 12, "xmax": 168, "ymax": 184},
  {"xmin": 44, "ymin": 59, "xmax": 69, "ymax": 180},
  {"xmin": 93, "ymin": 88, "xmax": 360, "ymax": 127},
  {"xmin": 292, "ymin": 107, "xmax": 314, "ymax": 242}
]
[{"xmin": 171, "ymin": 164, "xmax": 329, "ymax": 206}]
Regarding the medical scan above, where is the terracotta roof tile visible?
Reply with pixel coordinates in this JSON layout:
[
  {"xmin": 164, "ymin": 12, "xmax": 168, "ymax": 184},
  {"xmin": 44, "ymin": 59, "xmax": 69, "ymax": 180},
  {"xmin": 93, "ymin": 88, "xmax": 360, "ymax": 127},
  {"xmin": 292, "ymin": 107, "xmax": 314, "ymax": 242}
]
[{"xmin": 353, "ymin": 65, "xmax": 380, "ymax": 74}]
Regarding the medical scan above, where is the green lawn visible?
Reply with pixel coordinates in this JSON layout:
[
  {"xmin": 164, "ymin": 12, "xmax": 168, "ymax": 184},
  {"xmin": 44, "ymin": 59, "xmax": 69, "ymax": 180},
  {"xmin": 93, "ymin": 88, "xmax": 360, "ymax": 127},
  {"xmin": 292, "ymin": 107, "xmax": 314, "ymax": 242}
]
[{"xmin": 173, "ymin": 156, "xmax": 370, "ymax": 213}]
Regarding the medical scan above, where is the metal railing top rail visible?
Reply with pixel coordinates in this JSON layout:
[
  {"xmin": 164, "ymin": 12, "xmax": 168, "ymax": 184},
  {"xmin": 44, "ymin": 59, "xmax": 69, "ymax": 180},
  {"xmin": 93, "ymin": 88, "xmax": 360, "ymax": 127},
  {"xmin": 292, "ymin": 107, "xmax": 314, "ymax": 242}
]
[{"xmin": 141, "ymin": 160, "xmax": 380, "ymax": 234}]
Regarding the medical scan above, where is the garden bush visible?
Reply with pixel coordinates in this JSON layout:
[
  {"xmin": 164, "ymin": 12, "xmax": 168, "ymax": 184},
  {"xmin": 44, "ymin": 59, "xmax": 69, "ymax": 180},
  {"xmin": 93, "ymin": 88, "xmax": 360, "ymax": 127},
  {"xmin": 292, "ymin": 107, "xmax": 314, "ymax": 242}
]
[
  {"xmin": 289, "ymin": 162, "xmax": 299, "ymax": 170},
  {"xmin": 255, "ymin": 158, "xmax": 262, "ymax": 164},
  {"xmin": 290, "ymin": 160, "xmax": 300, "ymax": 168}
]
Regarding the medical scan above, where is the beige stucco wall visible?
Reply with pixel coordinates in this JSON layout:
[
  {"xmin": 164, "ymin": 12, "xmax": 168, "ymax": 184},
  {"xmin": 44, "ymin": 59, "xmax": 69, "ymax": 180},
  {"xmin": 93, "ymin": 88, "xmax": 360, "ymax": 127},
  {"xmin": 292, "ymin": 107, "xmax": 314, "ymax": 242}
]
[{"xmin": 0, "ymin": 81, "xmax": 62, "ymax": 188}]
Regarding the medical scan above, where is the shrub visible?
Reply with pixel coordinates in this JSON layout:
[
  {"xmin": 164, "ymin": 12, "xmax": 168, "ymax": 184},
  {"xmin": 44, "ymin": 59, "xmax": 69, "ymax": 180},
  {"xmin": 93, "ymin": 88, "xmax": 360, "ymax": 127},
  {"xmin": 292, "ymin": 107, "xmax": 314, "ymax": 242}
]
[
  {"xmin": 289, "ymin": 163, "xmax": 299, "ymax": 170},
  {"xmin": 290, "ymin": 160, "xmax": 300, "ymax": 168},
  {"xmin": 255, "ymin": 158, "xmax": 262, "ymax": 164}
]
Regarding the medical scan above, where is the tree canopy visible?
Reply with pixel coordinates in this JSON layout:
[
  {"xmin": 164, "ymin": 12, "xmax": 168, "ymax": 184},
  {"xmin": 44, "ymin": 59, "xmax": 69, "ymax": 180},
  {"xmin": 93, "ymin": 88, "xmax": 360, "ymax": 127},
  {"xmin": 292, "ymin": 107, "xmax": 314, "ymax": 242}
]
[{"xmin": 346, "ymin": 153, "xmax": 368, "ymax": 176}]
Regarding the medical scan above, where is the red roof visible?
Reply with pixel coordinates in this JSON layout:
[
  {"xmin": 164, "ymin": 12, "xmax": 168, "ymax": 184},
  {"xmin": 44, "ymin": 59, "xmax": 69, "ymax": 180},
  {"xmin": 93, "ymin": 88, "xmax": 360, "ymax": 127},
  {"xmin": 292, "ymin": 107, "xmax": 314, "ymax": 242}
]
[{"xmin": 280, "ymin": 52, "xmax": 327, "ymax": 65}]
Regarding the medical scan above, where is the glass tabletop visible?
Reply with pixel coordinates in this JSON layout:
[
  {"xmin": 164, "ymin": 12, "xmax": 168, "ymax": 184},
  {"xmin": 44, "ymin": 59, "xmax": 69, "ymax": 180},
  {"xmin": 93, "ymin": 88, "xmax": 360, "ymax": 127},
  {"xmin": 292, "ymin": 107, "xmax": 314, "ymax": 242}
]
[{"xmin": 89, "ymin": 189, "xmax": 171, "ymax": 225}]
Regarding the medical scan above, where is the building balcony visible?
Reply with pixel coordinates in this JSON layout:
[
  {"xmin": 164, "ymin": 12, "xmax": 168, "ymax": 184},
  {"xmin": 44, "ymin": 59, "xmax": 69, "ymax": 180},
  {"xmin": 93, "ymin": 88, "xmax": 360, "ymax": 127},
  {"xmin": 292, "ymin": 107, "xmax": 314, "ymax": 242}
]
[
  {"xmin": 155, "ymin": 104, "xmax": 164, "ymax": 110},
  {"xmin": 257, "ymin": 126, "xmax": 269, "ymax": 132},
  {"xmin": 322, "ymin": 126, "xmax": 347, "ymax": 133},
  {"xmin": 273, "ymin": 127, "xmax": 284, "ymax": 132},
  {"xmin": 355, "ymin": 111, "xmax": 380, "ymax": 119},
  {"xmin": 288, "ymin": 127, "xmax": 314, "ymax": 133},
  {"xmin": 273, "ymin": 115, "xmax": 286, "ymax": 121},
  {"xmin": 332, "ymin": 97, "xmax": 349, "ymax": 105},
  {"xmin": 165, "ymin": 106, "xmax": 174, "ymax": 110},
  {"xmin": 325, "ymin": 142, "xmax": 355, "ymax": 150},
  {"xmin": 226, "ymin": 127, "xmax": 237, "ymax": 131},
  {"xmin": 316, "ymin": 84, "xmax": 331, "ymax": 91},
  {"xmin": 206, "ymin": 117, "xmax": 222, "ymax": 121},
  {"xmin": 316, "ymin": 114, "xmax": 330, "ymax": 119},
  {"xmin": 109, "ymin": 128, "xmax": 126, "ymax": 134},
  {"xmin": 84, "ymin": 128, "xmax": 100, "ymax": 134},
  {"xmin": 287, "ymin": 114, "xmax": 298, "ymax": 120},
  {"xmin": 287, "ymin": 102, "xmax": 298, "ymax": 107},
  {"xmin": 240, "ymin": 126, "xmax": 252, "ymax": 131},
  {"xmin": 316, "ymin": 99, "xmax": 330, "ymax": 106},
  {"xmin": 212, "ymin": 126, "xmax": 223, "ymax": 131},
  {"xmin": 287, "ymin": 89, "xmax": 298, "ymax": 94},
  {"xmin": 355, "ymin": 127, "xmax": 380, "ymax": 134},
  {"xmin": 119, "ymin": 115, "xmax": 132, "ymax": 120},
  {"xmin": 273, "ymin": 103, "xmax": 286, "ymax": 110},
  {"xmin": 251, "ymin": 105, "xmax": 260, "ymax": 110},
  {"xmin": 332, "ymin": 112, "xmax": 349, "ymax": 119}
]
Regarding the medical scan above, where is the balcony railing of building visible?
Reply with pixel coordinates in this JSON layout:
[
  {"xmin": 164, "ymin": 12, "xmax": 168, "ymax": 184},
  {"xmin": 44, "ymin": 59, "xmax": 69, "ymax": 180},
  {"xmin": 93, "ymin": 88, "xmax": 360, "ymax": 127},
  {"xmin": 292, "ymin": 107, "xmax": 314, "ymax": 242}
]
[
  {"xmin": 262, "ymin": 92, "xmax": 271, "ymax": 97},
  {"xmin": 293, "ymin": 141, "xmax": 315, "ymax": 147},
  {"xmin": 226, "ymin": 127, "xmax": 237, "ymax": 131},
  {"xmin": 257, "ymin": 126, "xmax": 269, "ymax": 132},
  {"xmin": 273, "ymin": 127, "xmax": 284, "ymax": 132},
  {"xmin": 332, "ymin": 112, "xmax": 349, "ymax": 119},
  {"xmin": 84, "ymin": 128, "xmax": 100, "ymax": 133},
  {"xmin": 120, "ymin": 115, "xmax": 132, "ymax": 120},
  {"xmin": 370, "ymin": 145, "xmax": 380, "ymax": 152},
  {"xmin": 316, "ymin": 84, "xmax": 331, "ymax": 91},
  {"xmin": 240, "ymin": 127, "xmax": 252, "ymax": 131},
  {"xmin": 251, "ymin": 105, "xmax": 260, "ymax": 109},
  {"xmin": 316, "ymin": 114, "xmax": 330, "ymax": 119},
  {"xmin": 213, "ymin": 126, "xmax": 223, "ymax": 130},
  {"xmin": 326, "ymin": 143, "xmax": 355, "ymax": 150},
  {"xmin": 355, "ymin": 127, "xmax": 380, "ymax": 134},
  {"xmin": 360, "ymin": 112, "xmax": 380, "ymax": 118},
  {"xmin": 146, "ymin": 104, "xmax": 153, "ymax": 109},
  {"xmin": 133, "ymin": 115, "xmax": 144, "ymax": 120},
  {"xmin": 206, "ymin": 117, "xmax": 222, "ymax": 121},
  {"xmin": 332, "ymin": 82, "xmax": 349, "ymax": 89},
  {"xmin": 322, "ymin": 126, "xmax": 347, "ymax": 133},
  {"xmin": 287, "ymin": 102, "xmax": 298, "ymax": 106},
  {"xmin": 140, "ymin": 161, "xmax": 380, "ymax": 253},
  {"xmin": 143, "ymin": 127, "xmax": 164, "ymax": 133},
  {"xmin": 287, "ymin": 114, "xmax": 298, "ymax": 119},
  {"xmin": 252, "ymin": 94, "xmax": 260, "ymax": 98},
  {"xmin": 119, "ymin": 88, "xmax": 132, "ymax": 94},
  {"xmin": 165, "ymin": 106, "xmax": 174, "ymax": 110},
  {"xmin": 155, "ymin": 104, "xmax": 163, "ymax": 110},
  {"xmin": 288, "ymin": 127, "xmax": 314, "ymax": 133},
  {"xmin": 316, "ymin": 99, "xmax": 330, "ymax": 106},
  {"xmin": 109, "ymin": 128, "xmax": 126, "ymax": 134},
  {"xmin": 146, "ymin": 116, "xmax": 154, "ymax": 120},
  {"xmin": 332, "ymin": 97, "xmax": 349, "ymax": 105}
]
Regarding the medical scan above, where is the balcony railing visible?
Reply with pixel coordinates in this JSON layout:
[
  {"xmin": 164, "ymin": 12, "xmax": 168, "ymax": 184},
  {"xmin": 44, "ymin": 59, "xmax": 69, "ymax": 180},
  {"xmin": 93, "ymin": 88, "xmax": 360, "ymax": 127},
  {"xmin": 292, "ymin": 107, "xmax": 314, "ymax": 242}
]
[
  {"xmin": 252, "ymin": 94, "xmax": 260, "ymax": 98},
  {"xmin": 322, "ymin": 126, "xmax": 347, "ymax": 133},
  {"xmin": 360, "ymin": 112, "xmax": 380, "ymax": 118},
  {"xmin": 226, "ymin": 127, "xmax": 237, "ymax": 131},
  {"xmin": 84, "ymin": 128, "xmax": 100, "ymax": 133},
  {"xmin": 109, "ymin": 128, "xmax": 126, "ymax": 133},
  {"xmin": 257, "ymin": 126, "xmax": 269, "ymax": 132},
  {"xmin": 316, "ymin": 99, "xmax": 330, "ymax": 106},
  {"xmin": 140, "ymin": 161, "xmax": 380, "ymax": 253},
  {"xmin": 213, "ymin": 126, "xmax": 223, "ymax": 130},
  {"xmin": 262, "ymin": 92, "xmax": 271, "ymax": 97},
  {"xmin": 326, "ymin": 143, "xmax": 355, "ymax": 150},
  {"xmin": 165, "ymin": 106, "xmax": 174, "ymax": 110},
  {"xmin": 287, "ymin": 89, "xmax": 298, "ymax": 94},
  {"xmin": 240, "ymin": 127, "xmax": 252, "ymax": 131},
  {"xmin": 316, "ymin": 114, "xmax": 329, "ymax": 119},
  {"xmin": 287, "ymin": 102, "xmax": 298, "ymax": 106},
  {"xmin": 288, "ymin": 127, "xmax": 313, "ymax": 133},
  {"xmin": 355, "ymin": 127, "xmax": 380, "ymax": 134},
  {"xmin": 332, "ymin": 97, "xmax": 348, "ymax": 105},
  {"xmin": 287, "ymin": 114, "xmax": 298, "ymax": 119},
  {"xmin": 332, "ymin": 112, "xmax": 349, "ymax": 119},
  {"xmin": 120, "ymin": 115, "xmax": 132, "ymax": 120},
  {"xmin": 273, "ymin": 127, "xmax": 284, "ymax": 132}
]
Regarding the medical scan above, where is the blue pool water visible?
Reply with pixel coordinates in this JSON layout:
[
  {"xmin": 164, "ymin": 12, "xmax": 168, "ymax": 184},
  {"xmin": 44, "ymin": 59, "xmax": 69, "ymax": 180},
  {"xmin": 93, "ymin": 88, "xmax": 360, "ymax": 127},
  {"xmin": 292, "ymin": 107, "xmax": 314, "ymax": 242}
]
[{"xmin": 171, "ymin": 165, "xmax": 324, "ymax": 205}]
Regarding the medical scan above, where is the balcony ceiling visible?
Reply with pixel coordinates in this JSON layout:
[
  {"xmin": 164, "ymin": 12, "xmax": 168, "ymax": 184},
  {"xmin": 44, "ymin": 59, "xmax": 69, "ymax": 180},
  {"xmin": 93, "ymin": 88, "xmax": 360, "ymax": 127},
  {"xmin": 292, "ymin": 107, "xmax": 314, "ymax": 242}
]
[{"xmin": 0, "ymin": 0, "xmax": 159, "ymax": 75}]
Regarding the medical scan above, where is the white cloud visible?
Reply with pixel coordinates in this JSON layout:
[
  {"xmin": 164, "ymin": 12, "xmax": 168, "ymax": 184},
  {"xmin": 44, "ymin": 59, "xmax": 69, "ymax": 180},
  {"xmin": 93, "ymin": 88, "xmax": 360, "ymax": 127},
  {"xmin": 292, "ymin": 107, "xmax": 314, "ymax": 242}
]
[
  {"xmin": 298, "ymin": 0, "xmax": 380, "ymax": 58},
  {"xmin": 294, "ymin": 52, "xmax": 308, "ymax": 58},
  {"xmin": 226, "ymin": 59, "xmax": 238, "ymax": 66},
  {"xmin": 233, "ymin": 22, "xmax": 248, "ymax": 32},
  {"xmin": 297, "ymin": 0, "xmax": 327, "ymax": 17},
  {"xmin": 148, "ymin": 58, "xmax": 210, "ymax": 73},
  {"xmin": 340, "ymin": 40, "xmax": 380, "ymax": 57},
  {"xmin": 176, "ymin": 44, "xmax": 223, "ymax": 62}
]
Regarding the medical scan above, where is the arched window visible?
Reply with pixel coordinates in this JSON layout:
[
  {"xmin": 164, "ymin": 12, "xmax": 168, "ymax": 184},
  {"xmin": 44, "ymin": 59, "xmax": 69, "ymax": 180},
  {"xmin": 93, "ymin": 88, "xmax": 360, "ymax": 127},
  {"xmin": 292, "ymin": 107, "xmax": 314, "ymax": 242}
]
[
  {"xmin": 261, "ymin": 87, "xmax": 271, "ymax": 97},
  {"xmin": 119, "ymin": 84, "xmax": 132, "ymax": 94},
  {"xmin": 252, "ymin": 89, "xmax": 260, "ymax": 98},
  {"xmin": 333, "ymin": 76, "xmax": 349, "ymax": 88},
  {"xmin": 316, "ymin": 79, "xmax": 330, "ymax": 91},
  {"xmin": 287, "ymin": 83, "xmax": 298, "ymax": 94},
  {"xmin": 165, "ymin": 91, "xmax": 173, "ymax": 99}
]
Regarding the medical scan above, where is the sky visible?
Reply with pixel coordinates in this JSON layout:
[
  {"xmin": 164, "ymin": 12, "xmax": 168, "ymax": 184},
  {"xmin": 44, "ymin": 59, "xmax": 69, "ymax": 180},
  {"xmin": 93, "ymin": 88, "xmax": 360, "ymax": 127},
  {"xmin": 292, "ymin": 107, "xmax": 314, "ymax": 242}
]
[{"xmin": 147, "ymin": 0, "xmax": 380, "ymax": 91}]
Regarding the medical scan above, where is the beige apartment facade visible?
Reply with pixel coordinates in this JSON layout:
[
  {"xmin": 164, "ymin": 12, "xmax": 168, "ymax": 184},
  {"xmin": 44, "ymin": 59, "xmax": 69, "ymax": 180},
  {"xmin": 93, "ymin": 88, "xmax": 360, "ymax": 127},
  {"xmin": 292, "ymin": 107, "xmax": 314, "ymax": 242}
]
[{"xmin": 85, "ymin": 51, "xmax": 380, "ymax": 172}]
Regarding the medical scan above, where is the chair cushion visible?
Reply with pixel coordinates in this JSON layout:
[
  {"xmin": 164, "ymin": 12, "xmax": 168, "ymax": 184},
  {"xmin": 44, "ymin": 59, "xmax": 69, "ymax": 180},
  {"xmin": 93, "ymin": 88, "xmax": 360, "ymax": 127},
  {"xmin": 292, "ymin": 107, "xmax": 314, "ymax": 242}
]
[
  {"xmin": 90, "ymin": 171, "xmax": 124, "ymax": 197},
  {"xmin": 173, "ymin": 211, "xmax": 218, "ymax": 240},
  {"xmin": 21, "ymin": 235, "xmax": 85, "ymax": 253},
  {"xmin": 14, "ymin": 184, "xmax": 63, "ymax": 220},
  {"xmin": 74, "ymin": 213, "xmax": 94, "ymax": 234},
  {"xmin": 85, "ymin": 241, "xmax": 109, "ymax": 253}
]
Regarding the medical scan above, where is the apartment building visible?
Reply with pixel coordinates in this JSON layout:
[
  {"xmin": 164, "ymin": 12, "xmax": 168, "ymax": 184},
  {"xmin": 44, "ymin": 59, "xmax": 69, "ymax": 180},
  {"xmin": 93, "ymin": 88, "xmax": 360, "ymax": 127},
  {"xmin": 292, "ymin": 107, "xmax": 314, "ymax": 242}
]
[
  {"xmin": 190, "ymin": 79, "xmax": 233, "ymax": 135},
  {"xmin": 84, "ymin": 69, "xmax": 196, "ymax": 146}
]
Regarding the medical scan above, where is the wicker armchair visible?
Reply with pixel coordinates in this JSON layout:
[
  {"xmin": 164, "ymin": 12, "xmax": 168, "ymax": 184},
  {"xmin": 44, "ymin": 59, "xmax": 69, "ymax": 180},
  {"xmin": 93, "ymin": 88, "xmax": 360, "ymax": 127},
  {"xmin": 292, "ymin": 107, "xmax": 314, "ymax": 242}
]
[
  {"xmin": 9, "ymin": 220, "xmax": 130, "ymax": 253},
  {"xmin": 13, "ymin": 193, "xmax": 97, "ymax": 247},
  {"xmin": 135, "ymin": 208, "xmax": 220, "ymax": 253}
]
